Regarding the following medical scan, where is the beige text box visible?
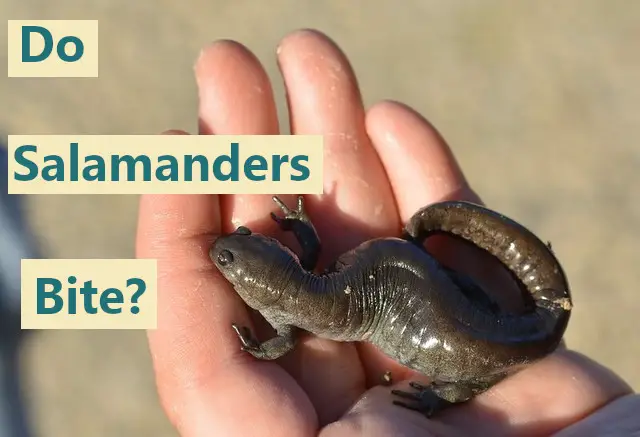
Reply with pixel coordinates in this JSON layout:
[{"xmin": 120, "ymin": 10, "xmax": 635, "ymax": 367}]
[
  {"xmin": 7, "ymin": 135, "xmax": 324, "ymax": 194},
  {"xmin": 8, "ymin": 20, "xmax": 99, "ymax": 77},
  {"xmin": 21, "ymin": 259, "xmax": 157, "ymax": 329}
]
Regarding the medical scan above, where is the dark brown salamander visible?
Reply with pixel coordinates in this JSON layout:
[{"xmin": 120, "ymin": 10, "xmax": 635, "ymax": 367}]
[{"xmin": 210, "ymin": 196, "xmax": 572, "ymax": 416}]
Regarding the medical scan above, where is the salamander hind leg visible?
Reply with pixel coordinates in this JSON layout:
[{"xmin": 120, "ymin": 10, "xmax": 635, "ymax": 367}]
[
  {"xmin": 391, "ymin": 373, "xmax": 507, "ymax": 417},
  {"xmin": 271, "ymin": 195, "xmax": 321, "ymax": 271},
  {"xmin": 391, "ymin": 381, "xmax": 456, "ymax": 417}
]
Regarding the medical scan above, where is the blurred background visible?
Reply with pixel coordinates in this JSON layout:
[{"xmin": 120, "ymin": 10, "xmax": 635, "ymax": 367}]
[{"xmin": 0, "ymin": 1, "xmax": 638, "ymax": 436}]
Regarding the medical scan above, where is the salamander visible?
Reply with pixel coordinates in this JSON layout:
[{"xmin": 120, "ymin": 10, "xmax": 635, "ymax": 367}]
[{"xmin": 210, "ymin": 195, "xmax": 573, "ymax": 416}]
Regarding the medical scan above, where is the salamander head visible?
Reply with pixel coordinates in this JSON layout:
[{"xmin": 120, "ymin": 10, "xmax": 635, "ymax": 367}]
[{"xmin": 210, "ymin": 226, "xmax": 299, "ymax": 309}]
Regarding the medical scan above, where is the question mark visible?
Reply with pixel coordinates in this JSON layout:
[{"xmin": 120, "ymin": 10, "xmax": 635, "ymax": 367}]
[{"xmin": 127, "ymin": 278, "xmax": 146, "ymax": 314}]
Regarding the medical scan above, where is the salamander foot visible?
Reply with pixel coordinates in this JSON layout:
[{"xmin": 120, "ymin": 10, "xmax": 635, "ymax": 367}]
[
  {"xmin": 271, "ymin": 195, "xmax": 310, "ymax": 226},
  {"xmin": 392, "ymin": 374, "xmax": 506, "ymax": 417},
  {"xmin": 232, "ymin": 323, "xmax": 298, "ymax": 361},
  {"xmin": 391, "ymin": 381, "xmax": 453, "ymax": 417},
  {"xmin": 270, "ymin": 196, "xmax": 321, "ymax": 272},
  {"xmin": 231, "ymin": 324, "xmax": 263, "ymax": 355}
]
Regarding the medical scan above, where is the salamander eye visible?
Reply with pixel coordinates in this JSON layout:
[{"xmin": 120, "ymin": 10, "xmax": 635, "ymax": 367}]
[
  {"xmin": 234, "ymin": 226, "xmax": 251, "ymax": 235},
  {"xmin": 217, "ymin": 250, "xmax": 234, "ymax": 266}
]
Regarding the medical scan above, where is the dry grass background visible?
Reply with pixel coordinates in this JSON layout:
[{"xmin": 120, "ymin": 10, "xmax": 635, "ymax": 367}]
[{"xmin": 1, "ymin": 1, "xmax": 638, "ymax": 436}]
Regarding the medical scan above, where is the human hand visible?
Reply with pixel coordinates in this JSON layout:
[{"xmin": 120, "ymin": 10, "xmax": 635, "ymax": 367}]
[{"xmin": 136, "ymin": 29, "xmax": 639, "ymax": 436}]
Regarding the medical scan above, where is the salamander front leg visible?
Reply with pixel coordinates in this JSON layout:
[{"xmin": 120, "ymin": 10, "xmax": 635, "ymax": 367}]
[
  {"xmin": 270, "ymin": 195, "xmax": 321, "ymax": 271},
  {"xmin": 232, "ymin": 323, "xmax": 298, "ymax": 360},
  {"xmin": 391, "ymin": 373, "xmax": 507, "ymax": 417}
]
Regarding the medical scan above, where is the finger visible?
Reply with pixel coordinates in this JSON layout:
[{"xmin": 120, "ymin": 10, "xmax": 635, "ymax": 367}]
[
  {"xmin": 365, "ymin": 99, "xmax": 486, "ymax": 264},
  {"xmin": 322, "ymin": 350, "xmax": 635, "ymax": 437},
  {"xmin": 195, "ymin": 39, "xmax": 294, "ymax": 237},
  {"xmin": 197, "ymin": 41, "xmax": 279, "ymax": 136},
  {"xmin": 366, "ymin": 100, "xmax": 479, "ymax": 214},
  {"xmin": 438, "ymin": 349, "xmax": 634, "ymax": 436},
  {"xmin": 279, "ymin": 29, "xmax": 398, "ymax": 255},
  {"xmin": 274, "ymin": 29, "xmax": 399, "ymax": 423},
  {"xmin": 553, "ymin": 393, "xmax": 640, "ymax": 437},
  {"xmin": 365, "ymin": 99, "xmax": 483, "ymax": 268},
  {"xmin": 320, "ymin": 384, "xmax": 437, "ymax": 437},
  {"xmin": 139, "ymin": 82, "xmax": 314, "ymax": 437}
]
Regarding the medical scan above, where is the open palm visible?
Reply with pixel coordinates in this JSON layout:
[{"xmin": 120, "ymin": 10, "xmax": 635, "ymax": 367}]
[{"xmin": 136, "ymin": 29, "xmax": 637, "ymax": 436}]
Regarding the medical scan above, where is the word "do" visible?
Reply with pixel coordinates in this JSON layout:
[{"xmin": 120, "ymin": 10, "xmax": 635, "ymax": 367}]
[
  {"xmin": 8, "ymin": 20, "xmax": 98, "ymax": 78},
  {"xmin": 22, "ymin": 25, "xmax": 84, "ymax": 63}
]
